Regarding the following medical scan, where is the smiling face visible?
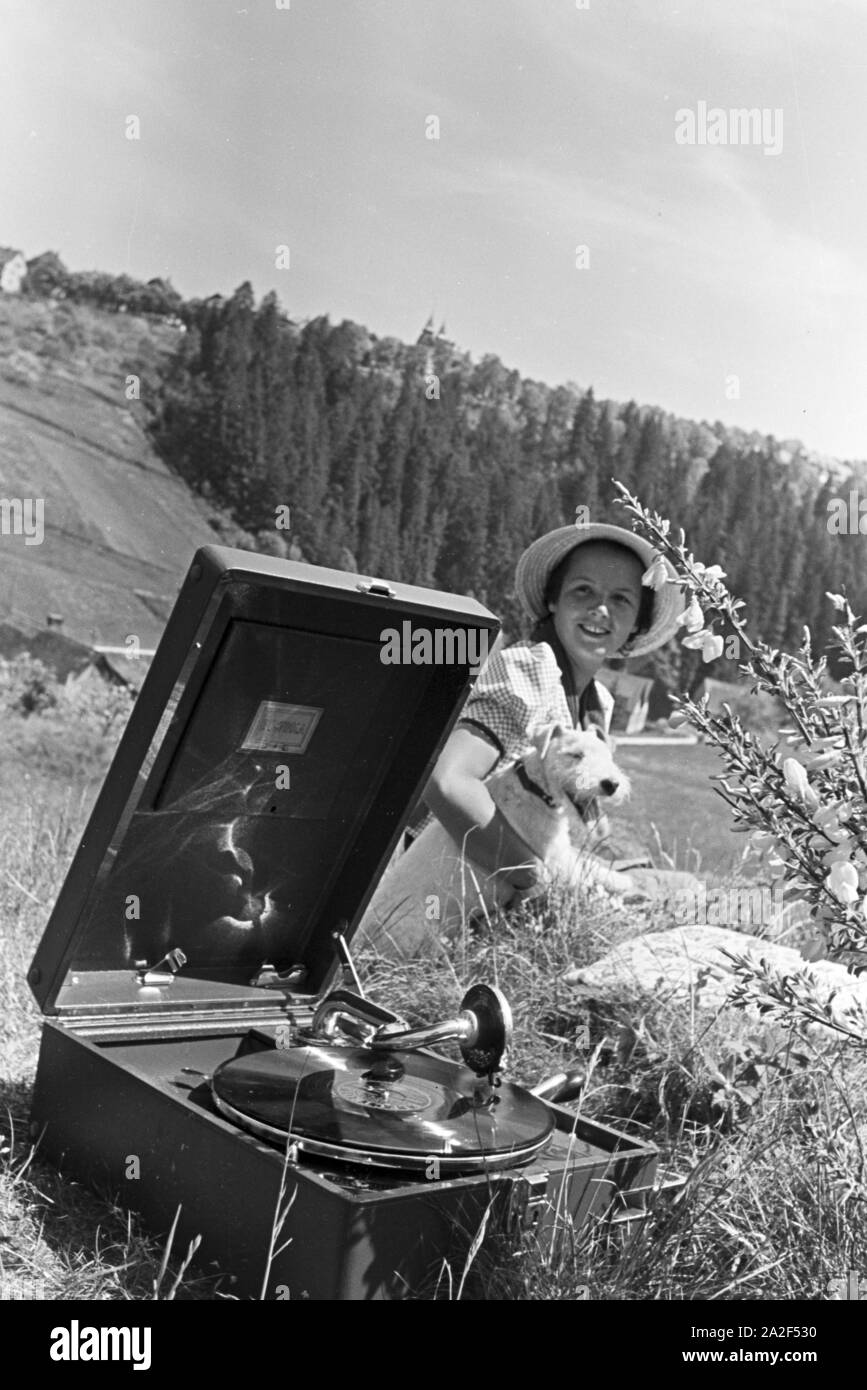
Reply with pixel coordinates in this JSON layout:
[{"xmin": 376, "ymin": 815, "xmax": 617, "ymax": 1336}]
[{"xmin": 547, "ymin": 542, "xmax": 645, "ymax": 685}]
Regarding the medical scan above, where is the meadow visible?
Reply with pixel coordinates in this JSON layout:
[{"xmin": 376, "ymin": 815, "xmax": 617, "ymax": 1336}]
[
  {"xmin": 0, "ymin": 675, "xmax": 864, "ymax": 1301},
  {"xmin": 613, "ymin": 740, "xmax": 741, "ymax": 877}
]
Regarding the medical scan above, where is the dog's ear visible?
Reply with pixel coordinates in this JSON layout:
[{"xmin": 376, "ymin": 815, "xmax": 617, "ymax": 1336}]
[{"xmin": 538, "ymin": 723, "xmax": 563, "ymax": 761}]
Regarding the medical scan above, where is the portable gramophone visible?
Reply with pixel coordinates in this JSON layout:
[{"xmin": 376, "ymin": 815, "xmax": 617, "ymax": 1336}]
[{"xmin": 28, "ymin": 547, "xmax": 657, "ymax": 1299}]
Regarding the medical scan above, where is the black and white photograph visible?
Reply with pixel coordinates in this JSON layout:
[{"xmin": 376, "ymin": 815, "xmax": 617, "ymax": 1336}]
[{"xmin": 1, "ymin": 0, "xmax": 865, "ymax": 1335}]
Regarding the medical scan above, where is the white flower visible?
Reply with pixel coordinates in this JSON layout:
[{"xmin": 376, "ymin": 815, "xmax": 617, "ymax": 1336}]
[
  {"xmin": 781, "ymin": 757, "xmax": 820, "ymax": 808},
  {"xmin": 825, "ymin": 825, "xmax": 853, "ymax": 845},
  {"xmin": 804, "ymin": 751, "xmax": 844, "ymax": 770},
  {"xmin": 682, "ymin": 630, "xmax": 724, "ymax": 662},
  {"xmin": 811, "ymin": 695, "xmax": 855, "ymax": 709},
  {"xmin": 641, "ymin": 554, "xmax": 669, "ymax": 590},
  {"xmin": 826, "ymin": 861, "xmax": 859, "ymax": 905},
  {"xmin": 823, "ymin": 844, "xmax": 855, "ymax": 867},
  {"xmin": 750, "ymin": 830, "xmax": 777, "ymax": 848},
  {"xmin": 694, "ymin": 562, "xmax": 727, "ymax": 582},
  {"xmin": 678, "ymin": 595, "xmax": 704, "ymax": 633},
  {"xmin": 782, "ymin": 757, "xmax": 809, "ymax": 798}
]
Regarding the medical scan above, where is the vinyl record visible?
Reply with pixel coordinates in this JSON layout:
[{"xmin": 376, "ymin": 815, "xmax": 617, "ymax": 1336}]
[{"xmin": 211, "ymin": 1043, "xmax": 555, "ymax": 1173}]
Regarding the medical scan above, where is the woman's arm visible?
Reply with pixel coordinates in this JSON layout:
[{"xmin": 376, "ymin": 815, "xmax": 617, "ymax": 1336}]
[{"xmin": 423, "ymin": 727, "xmax": 540, "ymax": 889}]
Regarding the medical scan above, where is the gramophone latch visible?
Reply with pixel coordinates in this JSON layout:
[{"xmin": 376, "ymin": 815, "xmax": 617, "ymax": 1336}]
[
  {"xmin": 134, "ymin": 947, "xmax": 188, "ymax": 987},
  {"xmin": 251, "ymin": 962, "xmax": 307, "ymax": 989}
]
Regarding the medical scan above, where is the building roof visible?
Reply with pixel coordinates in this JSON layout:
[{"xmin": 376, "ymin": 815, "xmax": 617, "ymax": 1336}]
[
  {"xmin": 95, "ymin": 650, "xmax": 152, "ymax": 691},
  {"xmin": 0, "ymin": 622, "xmax": 94, "ymax": 682}
]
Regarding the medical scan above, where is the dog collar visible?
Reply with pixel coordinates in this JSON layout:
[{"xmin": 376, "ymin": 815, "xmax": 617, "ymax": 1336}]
[{"xmin": 513, "ymin": 760, "xmax": 558, "ymax": 809}]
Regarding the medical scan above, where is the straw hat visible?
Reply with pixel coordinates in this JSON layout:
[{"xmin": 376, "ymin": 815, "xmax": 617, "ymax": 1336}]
[{"xmin": 514, "ymin": 522, "xmax": 683, "ymax": 658}]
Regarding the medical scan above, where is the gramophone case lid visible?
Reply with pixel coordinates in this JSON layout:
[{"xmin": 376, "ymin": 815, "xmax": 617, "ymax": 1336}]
[{"xmin": 28, "ymin": 547, "xmax": 499, "ymax": 1017}]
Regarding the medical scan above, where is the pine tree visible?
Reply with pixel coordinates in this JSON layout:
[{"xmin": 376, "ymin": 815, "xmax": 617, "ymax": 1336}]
[
  {"xmin": 561, "ymin": 388, "xmax": 600, "ymax": 518},
  {"xmin": 593, "ymin": 403, "xmax": 621, "ymax": 518},
  {"xmin": 633, "ymin": 413, "xmax": 667, "ymax": 513}
]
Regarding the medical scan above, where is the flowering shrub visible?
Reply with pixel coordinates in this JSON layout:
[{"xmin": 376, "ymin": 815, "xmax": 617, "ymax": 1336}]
[
  {"xmin": 615, "ymin": 482, "xmax": 867, "ymax": 1048},
  {"xmin": 715, "ymin": 686, "xmax": 784, "ymax": 741},
  {"xmin": 0, "ymin": 656, "xmax": 133, "ymax": 737},
  {"xmin": 0, "ymin": 655, "xmax": 58, "ymax": 715},
  {"xmin": 57, "ymin": 673, "xmax": 134, "ymax": 739}
]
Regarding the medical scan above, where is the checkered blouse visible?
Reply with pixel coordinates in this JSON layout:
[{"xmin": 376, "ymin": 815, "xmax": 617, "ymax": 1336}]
[
  {"xmin": 405, "ymin": 639, "xmax": 614, "ymax": 841},
  {"xmin": 456, "ymin": 638, "xmax": 613, "ymax": 763}
]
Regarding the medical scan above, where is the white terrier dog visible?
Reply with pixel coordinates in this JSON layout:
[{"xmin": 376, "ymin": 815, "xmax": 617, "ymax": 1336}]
[{"xmin": 358, "ymin": 723, "xmax": 634, "ymax": 959}]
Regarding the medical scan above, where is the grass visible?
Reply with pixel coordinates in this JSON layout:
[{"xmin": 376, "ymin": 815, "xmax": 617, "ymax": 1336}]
[
  {"xmin": 0, "ymin": 688, "xmax": 228, "ymax": 1300},
  {"xmin": 358, "ymin": 889, "xmax": 867, "ymax": 1300},
  {"xmin": 613, "ymin": 741, "xmax": 743, "ymax": 878},
  {"xmin": 1, "ymin": 688, "xmax": 865, "ymax": 1300}
]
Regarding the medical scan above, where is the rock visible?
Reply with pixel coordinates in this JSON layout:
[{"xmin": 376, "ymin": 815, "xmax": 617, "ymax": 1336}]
[
  {"xmin": 621, "ymin": 868, "xmax": 704, "ymax": 904},
  {"xmin": 563, "ymin": 925, "xmax": 867, "ymax": 1036}
]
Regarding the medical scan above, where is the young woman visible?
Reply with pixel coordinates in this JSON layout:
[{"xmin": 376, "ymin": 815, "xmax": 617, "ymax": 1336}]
[
  {"xmin": 361, "ymin": 521, "xmax": 686, "ymax": 956},
  {"xmin": 422, "ymin": 522, "xmax": 682, "ymax": 887}
]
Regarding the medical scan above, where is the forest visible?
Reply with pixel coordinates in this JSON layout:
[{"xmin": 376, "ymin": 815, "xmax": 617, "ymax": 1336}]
[{"xmin": 23, "ymin": 256, "xmax": 866, "ymax": 689}]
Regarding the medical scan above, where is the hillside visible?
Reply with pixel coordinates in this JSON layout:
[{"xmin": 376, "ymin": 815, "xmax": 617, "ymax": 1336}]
[
  {"xmin": 150, "ymin": 282, "xmax": 867, "ymax": 686},
  {"xmin": 0, "ymin": 295, "xmax": 214, "ymax": 649},
  {"xmin": 2, "ymin": 264, "xmax": 866, "ymax": 686}
]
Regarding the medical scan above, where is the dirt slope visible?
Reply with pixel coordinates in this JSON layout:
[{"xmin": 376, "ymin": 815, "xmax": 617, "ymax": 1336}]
[{"xmin": 0, "ymin": 296, "xmax": 215, "ymax": 648}]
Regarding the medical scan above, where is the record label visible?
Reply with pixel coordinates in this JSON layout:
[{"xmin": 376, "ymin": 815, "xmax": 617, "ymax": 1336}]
[
  {"xmin": 334, "ymin": 1079, "xmax": 433, "ymax": 1113},
  {"xmin": 241, "ymin": 701, "xmax": 322, "ymax": 754}
]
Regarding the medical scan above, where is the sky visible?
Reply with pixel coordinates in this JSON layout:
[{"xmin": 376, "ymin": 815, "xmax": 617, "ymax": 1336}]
[{"xmin": 2, "ymin": 0, "xmax": 866, "ymax": 459}]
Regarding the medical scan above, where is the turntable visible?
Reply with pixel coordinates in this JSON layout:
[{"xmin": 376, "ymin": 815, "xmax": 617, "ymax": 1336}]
[
  {"xmin": 210, "ymin": 983, "xmax": 557, "ymax": 1174},
  {"xmin": 28, "ymin": 547, "xmax": 657, "ymax": 1300}
]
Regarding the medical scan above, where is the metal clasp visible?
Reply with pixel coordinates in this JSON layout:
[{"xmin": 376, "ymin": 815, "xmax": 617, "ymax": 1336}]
[
  {"xmin": 506, "ymin": 1172, "xmax": 550, "ymax": 1234},
  {"xmin": 251, "ymin": 962, "xmax": 307, "ymax": 989},
  {"xmin": 355, "ymin": 580, "xmax": 395, "ymax": 598},
  {"xmin": 133, "ymin": 947, "xmax": 187, "ymax": 986}
]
